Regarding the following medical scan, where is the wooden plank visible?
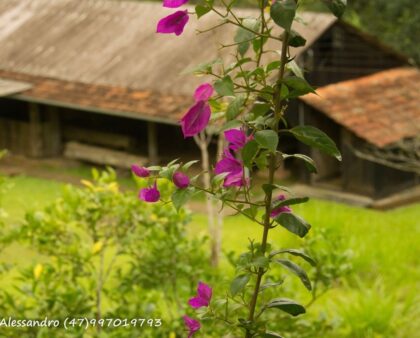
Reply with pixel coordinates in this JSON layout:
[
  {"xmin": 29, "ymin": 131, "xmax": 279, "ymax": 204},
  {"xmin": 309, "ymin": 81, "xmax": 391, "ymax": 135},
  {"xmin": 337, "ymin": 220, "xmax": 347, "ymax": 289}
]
[{"xmin": 64, "ymin": 141, "xmax": 146, "ymax": 169}]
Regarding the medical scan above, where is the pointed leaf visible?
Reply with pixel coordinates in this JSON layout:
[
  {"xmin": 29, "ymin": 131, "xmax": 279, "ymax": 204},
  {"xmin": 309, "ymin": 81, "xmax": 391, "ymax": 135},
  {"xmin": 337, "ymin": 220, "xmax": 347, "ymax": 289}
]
[
  {"xmin": 171, "ymin": 187, "xmax": 194, "ymax": 211},
  {"xmin": 275, "ymin": 259, "xmax": 312, "ymax": 290},
  {"xmin": 230, "ymin": 274, "xmax": 250, "ymax": 296},
  {"xmin": 322, "ymin": 0, "xmax": 347, "ymax": 18},
  {"xmin": 270, "ymin": 249, "xmax": 316, "ymax": 266},
  {"xmin": 255, "ymin": 130, "xmax": 278, "ymax": 153},
  {"xmin": 242, "ymin": 140, "xmax": 259, "ymax": 167},
  {"xmin": 226, "ymin": 95, "xmax": 246, "ymax": 120},
  {"xmin": 283, "ymin": 76, "xmax": 315, "ymax": 97},
  {"xmin": 290, "ymin": 125, "xmax": 342, "ymax": 160},
  {"xmin": 266, "ymin": 298, "xmax": 306, "ymax": 316},
  {"xmin": 195, "ymin": 4, "xmax": 211, "ymax": 18},
  {"xmin": 263, "ymin": 332, "xmax": 284, "ymax": 338},
  {"xmin": 283, "ymin": 153, "xmax": 317, "ymax": 173},
  {"xmin": 270, "ymin": 0, "xmax": 296, "ymax": 32},
  {"xmin": 274, "ymin": 213, "xmax": 311, "ymax": 238},
  {"xmin": 214, "ymin": 76, "xmax": 235, "ymax": 97}
]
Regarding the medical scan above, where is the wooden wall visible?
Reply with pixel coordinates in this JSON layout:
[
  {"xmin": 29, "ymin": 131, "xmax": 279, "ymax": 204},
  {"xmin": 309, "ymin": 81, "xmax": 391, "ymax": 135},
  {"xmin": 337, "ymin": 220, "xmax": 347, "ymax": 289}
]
[{"xmin": 302, "ymin": 23, "xmax": 407, "ymax": 87}]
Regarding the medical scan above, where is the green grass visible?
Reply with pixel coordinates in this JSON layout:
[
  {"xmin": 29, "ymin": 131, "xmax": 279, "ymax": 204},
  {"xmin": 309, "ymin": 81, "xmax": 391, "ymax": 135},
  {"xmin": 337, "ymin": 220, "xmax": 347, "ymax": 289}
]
[{"xmin": 1, "ymin": 175, "xmax": 419, "ymax": 336}]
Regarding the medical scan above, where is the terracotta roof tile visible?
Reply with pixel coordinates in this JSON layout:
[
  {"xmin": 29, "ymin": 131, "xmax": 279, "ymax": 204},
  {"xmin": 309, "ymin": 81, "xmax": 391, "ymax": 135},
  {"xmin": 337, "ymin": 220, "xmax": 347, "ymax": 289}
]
[
  {"xmin": 301, "ymin": 67, "xmax": 420, "ymax": 148},
  {"xmin": 0, "ymin": 70, "xmax": 192, "ymax": 124}
]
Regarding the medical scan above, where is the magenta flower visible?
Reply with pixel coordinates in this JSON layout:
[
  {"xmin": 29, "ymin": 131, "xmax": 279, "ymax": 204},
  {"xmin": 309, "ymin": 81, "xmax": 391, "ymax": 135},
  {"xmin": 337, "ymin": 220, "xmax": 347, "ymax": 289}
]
[
  {"xmin": 183, "ymin": 316, "xmax": 200, "ymax": 338},
  {"xmin": 270, "ymin": 194, "xmax": 292, "ymax": 218},
  {"xmin": 225, "ymin": 128, "xmax": 253, "ymax": 152},
  {"xmin": 173, "ymin": 171, "xmax": 190, "ymax": 189},
  {"xmin": 188, "ymin": 281, "xmax": 212, "ymax": 308},
  {"xmin": 163, "ymin": 0, "xmax": 188, "ymax": 8},
  {"xmin": 131, "ymin": 164, "xmax": 150, "ymax": 178},
  {"xmin": 194, "ymin": 83, "xmax": 214, "ymax": 102},
  {"xmin": 180, "ymin": 100, "xmax": 211, "ymax": 138},
  {"xmin": 156, "ymin": 10, "xmax": 189, "ymax": 36},
  {"xmin": 139, "ymin": 181, "xmax": 160, "ymax": 203},
  {"xmin": 215, "ymin": 150, "xmax": 246, "ymax": 187}
]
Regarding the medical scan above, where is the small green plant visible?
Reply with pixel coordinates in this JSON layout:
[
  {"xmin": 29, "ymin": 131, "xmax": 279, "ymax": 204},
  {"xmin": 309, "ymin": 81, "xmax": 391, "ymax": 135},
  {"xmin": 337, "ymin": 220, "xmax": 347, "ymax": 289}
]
[{"xmin": 0, "ymin": 169, "xmax": 210, "ymax": 337}]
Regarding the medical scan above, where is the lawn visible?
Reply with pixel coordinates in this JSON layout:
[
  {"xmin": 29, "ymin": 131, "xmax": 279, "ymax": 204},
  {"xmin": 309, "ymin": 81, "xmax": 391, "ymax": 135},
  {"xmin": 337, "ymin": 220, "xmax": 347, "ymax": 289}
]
[{"xmin": 1, "ymin": 175, "xmax": 419, "ymax": 336}]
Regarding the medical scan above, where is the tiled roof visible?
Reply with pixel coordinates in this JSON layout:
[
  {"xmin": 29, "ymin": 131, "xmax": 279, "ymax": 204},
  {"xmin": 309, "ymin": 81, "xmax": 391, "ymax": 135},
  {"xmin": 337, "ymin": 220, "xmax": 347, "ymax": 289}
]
[
  {"xmin": 0, "ymin": 70, "xmax": 191, "ymax": 124},
  {"xmin": 301, "ymin": 67, "xmax": 420, "ymax": 148}
]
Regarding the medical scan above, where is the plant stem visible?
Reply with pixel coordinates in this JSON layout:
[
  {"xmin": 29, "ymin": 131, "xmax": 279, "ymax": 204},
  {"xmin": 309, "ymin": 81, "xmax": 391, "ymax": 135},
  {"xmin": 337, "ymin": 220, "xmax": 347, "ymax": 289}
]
[{"xmin": 245, "ymin": 29, "xmax": 290, "ymax": 338}]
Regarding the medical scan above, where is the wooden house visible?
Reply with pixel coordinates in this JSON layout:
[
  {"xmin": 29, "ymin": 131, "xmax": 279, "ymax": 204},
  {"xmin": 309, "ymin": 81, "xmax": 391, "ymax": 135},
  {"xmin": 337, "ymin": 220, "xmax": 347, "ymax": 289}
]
[
  {"xmin": 0, "ymin": 0, "xmax": 334, "ymax": 167},
  {"xmin": 0, "ymin": 0, "xmax": 418, "ymax": 198}
]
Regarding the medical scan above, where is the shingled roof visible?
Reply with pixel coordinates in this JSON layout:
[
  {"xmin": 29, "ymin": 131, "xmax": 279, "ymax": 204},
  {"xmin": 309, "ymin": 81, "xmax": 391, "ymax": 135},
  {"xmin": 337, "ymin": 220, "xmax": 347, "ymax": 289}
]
[
  {"xmin": 0, "ymin": 0, "xmax": 336, "ymax": 123},
  {"xmin": 301, "ymin": 67, "xmax": 420, "ymax": 148}
]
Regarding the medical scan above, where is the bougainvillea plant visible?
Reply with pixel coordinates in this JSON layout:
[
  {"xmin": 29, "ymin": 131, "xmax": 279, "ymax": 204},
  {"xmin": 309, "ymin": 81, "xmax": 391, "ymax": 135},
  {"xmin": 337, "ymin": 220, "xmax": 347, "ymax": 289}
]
[{"xmin": 137, "ymin": 0, "xmax": 346, "ymax": 337}]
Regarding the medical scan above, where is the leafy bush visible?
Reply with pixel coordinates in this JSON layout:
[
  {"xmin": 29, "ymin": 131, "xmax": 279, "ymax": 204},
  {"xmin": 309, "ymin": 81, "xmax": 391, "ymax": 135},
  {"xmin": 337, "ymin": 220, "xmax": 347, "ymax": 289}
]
[{"xmin": 0, "ymin": 169, "xmax": 210, "ymax": 337}]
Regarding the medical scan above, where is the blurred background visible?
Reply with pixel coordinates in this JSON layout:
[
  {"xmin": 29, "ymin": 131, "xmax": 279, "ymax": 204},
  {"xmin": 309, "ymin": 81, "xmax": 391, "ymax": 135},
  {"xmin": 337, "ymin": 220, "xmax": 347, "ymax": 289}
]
[{"xmin": 0, "ymin": 0, "xmax": 418, "ymax": 337}]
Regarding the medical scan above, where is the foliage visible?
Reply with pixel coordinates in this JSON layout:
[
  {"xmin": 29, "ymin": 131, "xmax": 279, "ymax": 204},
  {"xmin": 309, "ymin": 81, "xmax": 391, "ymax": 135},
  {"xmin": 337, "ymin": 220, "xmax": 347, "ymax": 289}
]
[
  {"xmin": 151, "ymin": 0, "xmax": 345, "ymax": 337},
  {"xmin": 0, "ymin": 169, "xmax": 210, "ymax": 337},
  {"xmin": 346, "ymin": 0, "xmax": 420, "ymax": 64}
]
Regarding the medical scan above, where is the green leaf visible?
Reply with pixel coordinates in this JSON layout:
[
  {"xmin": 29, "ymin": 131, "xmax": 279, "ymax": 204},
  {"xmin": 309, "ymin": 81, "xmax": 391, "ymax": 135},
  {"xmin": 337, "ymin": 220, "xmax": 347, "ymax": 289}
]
[
  {"xmin": 214, "ymin": 76, "xmax": 235, "ymax": 97},
  {"xmin": 290, "ymin": 125, "xmax": 342, "ymax": 160},
  {"xmin": 195, "ymin": 4, "xmax": 211, "ymax": 18},
  {"xmin": 270, "ymin": 249, "xmax": 316, "ymax": 266},
  {"xmin": 322, "ymin": 0, "xmax": 347, "ymax": 18},
  {"xmin": 188, "ymin": 58, "xmax": 222, "ymax": 75},
  {"xmin": 219, "ymin": 119, "xmax": 242, "ymax": 132},
  {"xmin": 260, "ymin": 281, "xmax": 284, "ymax": 292},
  {"xmin": 288, "ymin": 30, "xmax": 306, "ymax": 47},
  {"xmin": 226, "ymin": 95, "xmax": 246, "ymax": 120},
  {"xmin": 249, "ymin": 102, "xmax": 271, "ymax": 118},
  {"xmin": 286, "ymin": 60, "xmax": 304, "ymax": 79},
  {"xmin": 283, "ymin": 76, "xmax": 315, "ymax": 97},
  {"xmin": 243, "ymin": 205, "xmax": 259, "ymax": 219},
  {"xmin": 255, "ymin": 151, "xmax": 268, "ymax": 170},
  {"xmin": 283, "ymin": 153, "xmax": 317, "ymax": 173},
  {"xmin": 212, "ymin": 172, "xmax": 229, "ymax": 186},
  {"xmin": 274, "ymin": 213, "xmax": 311, "ymax": 238},
  {"xmin": 230, "ymin": 274, "xmax": 250, "ymax": 296},
  {"xmin": 263, "ymin": 332, "xmax": 284, "ymax": 338},
  {"xmin": 270, "ymin": 0, "xmax": 296, "ymax": 32},
  {"xmin": 234, "ymin": 19, "xmax": 259, "ymax": 56},
  {"xmin": 275, "ymin": 259, "xmax": 312, "ymax": 290},
  {"xmin": 266, "ymin": 60, "xmax": 281, "ymax": 73},
  {"xmin": 266, "ymin": 298, "xmax": 306, "ymax": 316},
  {"xmin": 241, "ymin": 140, "xmax": 259, "ymax": 167},
  {"xmin": 171, "ymin": 187, "xmax": 194, "ymax": 211},
  {"xmin": 182, "ymin": 160, "xmax": 199, "ymax": 170},
  {"xmin": 262, "ymin": 183, "xmax": 291, "ymax": 195},
  {"xmin": 252, "ymin": 255, "xmax": 270, "ymax": 269},
  {"xmin": 255, "ymin": 130, "xmax": 278, "ymax": 153},
  {"xmin": 272, "ymin": 196, "xmax": 309, "ymax": 209}
]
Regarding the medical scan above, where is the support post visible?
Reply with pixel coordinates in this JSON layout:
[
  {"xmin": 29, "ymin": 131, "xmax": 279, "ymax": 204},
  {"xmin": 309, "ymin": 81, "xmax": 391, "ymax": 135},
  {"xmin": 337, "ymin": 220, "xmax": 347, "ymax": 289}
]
[
  {"xmin": 28, "ymin": 103, "xmax": 43, "ymax": 157},
  {"xmin": 147, "ymin": 121, "xmax": 158, "ymax": 165}
]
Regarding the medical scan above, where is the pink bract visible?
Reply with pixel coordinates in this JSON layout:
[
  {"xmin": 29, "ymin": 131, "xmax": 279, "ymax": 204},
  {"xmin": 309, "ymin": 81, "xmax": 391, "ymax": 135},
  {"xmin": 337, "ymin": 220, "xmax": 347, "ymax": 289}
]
[
  {"xmin": 183, "ymin": 316, "xmax": 200, "ymax": 338},
  {"xmin": 156, "ymin": 10, "xmax": 189, "ymax": 36},
  {"xmin": 270, "ymin": 194, "xmax": 292, "ymax": 218},
  {"xmin": 194, "ymin": 83, "xmax": 214, "ymax": 102},
  {"xmin": 163, "ymin": 0, "xmax": 188, "ymax": 8},
  {"xmin": 139, "ymin": 181, "xmax": 160, "ymax": 203},
  {"xmin": 173, "ymin": 172, "xmax": 190, "ymax": 189},
  {"xmin": 180, "ymin": 101, "xmax": 211, "ymax": 138},
  {"xmin": 131, "ymin": 164, "xmax": 150, "ymax": 178},
  {"xmin": 188, "ymin": 281, "xmax": 212, "ymax": 308}
]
